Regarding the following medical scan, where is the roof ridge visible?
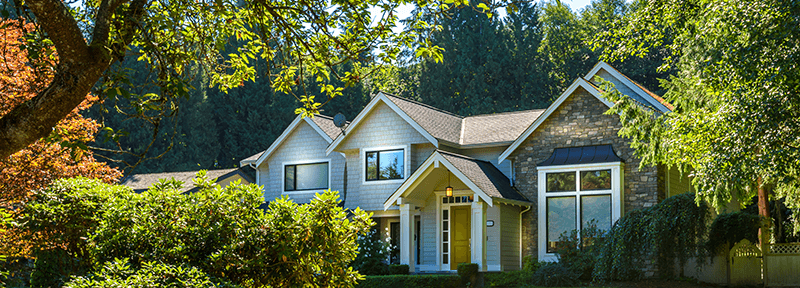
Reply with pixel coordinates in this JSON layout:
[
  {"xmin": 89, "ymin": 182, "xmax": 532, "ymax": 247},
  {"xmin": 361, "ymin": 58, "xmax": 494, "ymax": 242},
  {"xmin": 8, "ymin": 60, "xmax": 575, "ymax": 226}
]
[
  {"xmin": 465, "ymin": 108, "xmax": 546, "ymax": 118},
  {"xmin": 436, "ymin": 149, "xmax": 493, "ymax": 164},
  {"xmin": 312, "ymin": 114, "xmax": 333, "ymax": 120},
  {"xmin": 382, "ymin": 93, "xmax": 465, "ymax": 119}
]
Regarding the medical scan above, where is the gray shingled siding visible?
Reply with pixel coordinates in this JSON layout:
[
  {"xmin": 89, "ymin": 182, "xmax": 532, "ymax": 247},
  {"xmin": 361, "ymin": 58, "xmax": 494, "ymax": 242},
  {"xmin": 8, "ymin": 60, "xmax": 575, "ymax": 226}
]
[
  {"xmin": 412, "ymin": 143, "xmax": 436, "ymax": 171},
  {"xmin": 259, "ymin": 121, "xmax": 345, "ymax": 204},
  {"xmin": 460, "ymin": 146, "xmax": 513, "ymax": 180},
  {"xmin": 486, "ymin": 204, "xmax": 502, "ymax": 269},
  {"xmin": 338, "ymin": 102, "xmax": 430, "ymax": 212},
  {"xmin": 421, "ymin": 195, "xmax": 438, "ymax": 269},
  {"xmin": 510, "ymin": 87, "xmax": 664, "ymax": 259}
]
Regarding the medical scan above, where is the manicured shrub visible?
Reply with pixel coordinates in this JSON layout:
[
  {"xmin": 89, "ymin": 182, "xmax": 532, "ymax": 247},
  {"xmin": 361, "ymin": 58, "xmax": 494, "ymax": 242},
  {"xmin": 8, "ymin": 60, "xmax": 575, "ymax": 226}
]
[
  {"xmin": 355, "ymin": 275, "xmax": 461, "ymax": 288},
  {"xmin": 485, "ymin": 255, "xmax": 544, "ymax": 287},
  {"xmin": 484, "ymin": 270, "xmax": 530, "ymax": 288},
  {"xmin": 457, "ymin": 262, "xmax": 479, "ymax": 286},
  {"xmin": 387, "ymin": 264, "xmax": 409, "ymax": 275},
  {"xmin": 531, "ymin": 262, "xmax": 579, "ymax": 287}
]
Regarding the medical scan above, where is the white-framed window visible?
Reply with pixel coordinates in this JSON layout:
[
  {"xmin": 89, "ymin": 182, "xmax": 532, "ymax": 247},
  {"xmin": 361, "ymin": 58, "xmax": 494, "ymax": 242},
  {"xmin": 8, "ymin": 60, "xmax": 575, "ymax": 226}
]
[
  {"xmin": 282, "ymin": 159, "xmax": 330, "ymax": 193},
  {"xmin": 361, "ymin": 145, "xmax": 410, "ymax": 185},
  {"xmin": 537, "ymin": 162, "xmax": 623, "ymax": 261}
]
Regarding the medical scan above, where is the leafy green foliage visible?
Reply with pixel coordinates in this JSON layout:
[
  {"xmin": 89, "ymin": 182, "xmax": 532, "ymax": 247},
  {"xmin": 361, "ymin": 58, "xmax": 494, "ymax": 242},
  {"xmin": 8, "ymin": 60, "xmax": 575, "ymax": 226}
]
[
  {"xmin": 12, "ymin": 175, "xmax": 372, "ymax": 287},
  {"xmin": 484, "ymin": 256, "xmax": 541, "ymax": 288},
  {"xmin": 64, "ymin": 258, "xmax": 236, "ymax": 288},
  {"xmin": 593, "ymin": 0, "xmax": 800, "ymax": 218},
  {"xmin": 387, "ymin": 264, "xmax": 409, "ymax": 275},
  {"xmin": 706, "ymin": 211, "xmax": 761, "ymax": 254},
  {"xmin": 484, "ymin": 271, "xmax": 530, "ymax": 288},
  {"xmin": 593, "ymin": 193, "xmax": 710, "ymax": 281},
  {"xmin": 351, "ymin": 226, "xmax": 390, "ymax": 275},
  {"xmin": 457, "ymin": 262, "xmax": 479, "ymax": 286},
  {"xmin": 354, "ymin": 275, "xmax": 461, "ymax": 288},
  {"xmin": 531, "ymin": 262, "xmax": 579, "ymax": 287},
  {"xmin": 554, "ymin": 221, "xmax": 606, "ymax": 280}
]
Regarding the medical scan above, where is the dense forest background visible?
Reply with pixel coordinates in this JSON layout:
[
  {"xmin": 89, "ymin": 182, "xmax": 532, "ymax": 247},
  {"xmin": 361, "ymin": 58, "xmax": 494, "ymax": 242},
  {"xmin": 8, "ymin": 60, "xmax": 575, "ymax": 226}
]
[{"xmin": 85, "ymin": 0, "xmax": 671, "ymax": 175}]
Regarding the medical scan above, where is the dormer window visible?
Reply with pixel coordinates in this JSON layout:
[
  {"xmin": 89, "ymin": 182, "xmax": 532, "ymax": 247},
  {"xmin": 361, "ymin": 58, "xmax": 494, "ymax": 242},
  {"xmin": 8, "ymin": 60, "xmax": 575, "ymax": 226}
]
[{"xmin": 366, "ymin": 149, "xmax": 404, "ymax": 181}]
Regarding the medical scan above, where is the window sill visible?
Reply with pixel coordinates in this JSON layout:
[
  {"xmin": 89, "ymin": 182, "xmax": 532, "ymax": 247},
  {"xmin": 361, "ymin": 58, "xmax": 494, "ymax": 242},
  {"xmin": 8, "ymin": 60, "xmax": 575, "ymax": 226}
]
[
  {"xmin": 282, "ymin": 189, "xmax": 327, "ymax": 194},
  {"xmin": 362, "ymin": 179, "xmax": 405, "ymax": 185}
]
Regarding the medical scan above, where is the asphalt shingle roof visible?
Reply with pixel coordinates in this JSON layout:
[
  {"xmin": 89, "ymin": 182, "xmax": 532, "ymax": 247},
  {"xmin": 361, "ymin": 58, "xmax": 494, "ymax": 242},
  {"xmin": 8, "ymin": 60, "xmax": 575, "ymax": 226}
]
[
  {"xmin": 462, "ymin": 110, "xmax": 543, "ymax": 145},
  {"xmin": 383, "ymin": 94, "xmax": 544, "ymax": 146},
  {"xmin": 438, "ymin": 150, "xmax": 529, "ymax": 203},
  {"xmin": 121, "ymin": 168, "xmax": 252, "ymax": 193},
  {"xmin": 310, "ymin": 114, "xmax": 344, "ymax": 140},
  {"xmin": 385, "ymin": 95, "xmax": 464, "ymax": 144},
  {"xmin": 242, "ymin": 151, "xmax": 263, "ymax": 163}
]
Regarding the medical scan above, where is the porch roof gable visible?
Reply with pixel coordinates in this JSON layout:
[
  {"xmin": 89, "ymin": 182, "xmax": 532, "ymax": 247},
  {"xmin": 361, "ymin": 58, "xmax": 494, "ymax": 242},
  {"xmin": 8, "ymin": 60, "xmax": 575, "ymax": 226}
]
[{"xmin": 384, "ymin": 150, "xmax": 531, "ymax": 210}]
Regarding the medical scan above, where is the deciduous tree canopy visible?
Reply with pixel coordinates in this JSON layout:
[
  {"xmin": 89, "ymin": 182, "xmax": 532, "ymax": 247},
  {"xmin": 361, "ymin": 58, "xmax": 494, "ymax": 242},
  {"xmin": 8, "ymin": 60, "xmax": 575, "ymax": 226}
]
[
  {"xmin": 0, "ymin": 0, "xmax": 478, "ymax": 161},
  {"xmin": 0, "ymin": 21, "xmax": 121, "ymax": 207},
  {"xmin": 593, "ymin": 0, "xmax": 800, "ymax": 236}
]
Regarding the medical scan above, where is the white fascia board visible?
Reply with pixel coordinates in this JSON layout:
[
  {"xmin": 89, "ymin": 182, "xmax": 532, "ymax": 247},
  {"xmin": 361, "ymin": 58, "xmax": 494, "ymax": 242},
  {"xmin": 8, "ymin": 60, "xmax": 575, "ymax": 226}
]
[
  {"xmin": 384, "ymin": 151, "xmax": 439, "ymax": 210},
  {"xmin": 239, "ymin": 159, "xmax": 256, "ymax": 167},
  {"xmin": 254, "ymin": 114, "xmax": 332, "ymax": 167},
  {"xmin": 326, "ymin": 92, "xmax": 438, "ymax": 155},
  {"xmin": 585, "ymin": 61, "xmax": 670, "ymax": 113},
  {"xmin": 498, "ymin": 78, "xmax": 611, "ymax": 163}
]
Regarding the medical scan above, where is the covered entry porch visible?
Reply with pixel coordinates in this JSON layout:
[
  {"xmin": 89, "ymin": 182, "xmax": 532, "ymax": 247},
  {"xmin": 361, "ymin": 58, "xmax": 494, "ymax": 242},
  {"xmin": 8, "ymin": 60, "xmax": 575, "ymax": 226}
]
[{"xmin": 384, "ymin": 150, "xmax": 531, "ymax": 273}]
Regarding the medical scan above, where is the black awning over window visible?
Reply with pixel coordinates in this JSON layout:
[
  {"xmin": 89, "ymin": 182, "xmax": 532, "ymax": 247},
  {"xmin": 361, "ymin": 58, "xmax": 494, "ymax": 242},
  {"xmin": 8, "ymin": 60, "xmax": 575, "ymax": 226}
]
[{"xmin": 538, "ymin": 145, "xmax": 623, "ymax": 167}]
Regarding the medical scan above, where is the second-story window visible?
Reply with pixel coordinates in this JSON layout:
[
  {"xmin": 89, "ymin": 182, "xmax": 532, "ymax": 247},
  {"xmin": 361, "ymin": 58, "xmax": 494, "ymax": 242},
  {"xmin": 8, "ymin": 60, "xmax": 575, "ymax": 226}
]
[
  {"xmin": 284, "ymin": 162, "xmax": 329, "ymax": 191},
  {"xmin": 366, "ymin": 149, "xmax": 404, "ymax": 181}
]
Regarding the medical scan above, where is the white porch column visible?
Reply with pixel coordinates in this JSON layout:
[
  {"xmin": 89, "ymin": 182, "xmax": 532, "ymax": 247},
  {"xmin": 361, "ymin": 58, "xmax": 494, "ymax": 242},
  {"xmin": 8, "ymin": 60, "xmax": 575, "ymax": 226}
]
[
  {"xmin": 471, "ymin": 200, "xmax": 486, "ymax": 271},
  {"xmin": 399, "ymin": 203, "xmax": 415, "ymax": 273}
]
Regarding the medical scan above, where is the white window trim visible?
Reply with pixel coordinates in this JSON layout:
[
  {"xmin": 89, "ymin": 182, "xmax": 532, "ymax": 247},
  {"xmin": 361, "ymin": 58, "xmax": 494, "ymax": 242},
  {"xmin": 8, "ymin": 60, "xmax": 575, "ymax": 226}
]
[
  {"xmin": 537, "ymin": 162, "xmax": 624, "ymax": 262},
  {"xmin": 361, "ymin": 144, "xmax": 411, "ymax": 185},
  {"xmin": 281, "ymin": 158, "xmax": 331, "ymax": 194}
]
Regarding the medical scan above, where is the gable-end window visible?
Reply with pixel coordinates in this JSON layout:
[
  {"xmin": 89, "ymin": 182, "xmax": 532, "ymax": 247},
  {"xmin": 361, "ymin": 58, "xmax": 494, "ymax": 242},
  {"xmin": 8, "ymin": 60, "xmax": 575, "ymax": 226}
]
[
  {"xmin": 366, "ymin": 149, "xmax": 404, "ymax": 181},
  {"xmin": 284, "ymin": 162, "xmax": 329, "ymax": 192},
  {"xmin": 538, "ymin": 164, "xmax": 622, "ymax": 261}
]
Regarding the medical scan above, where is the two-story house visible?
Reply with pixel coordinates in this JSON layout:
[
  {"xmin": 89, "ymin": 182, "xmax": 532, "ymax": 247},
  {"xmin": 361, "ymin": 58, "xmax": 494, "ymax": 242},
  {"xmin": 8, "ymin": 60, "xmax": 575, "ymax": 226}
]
[{"xmin": 240, "ymin": 62, "xmax": 692, "ymax": 273}]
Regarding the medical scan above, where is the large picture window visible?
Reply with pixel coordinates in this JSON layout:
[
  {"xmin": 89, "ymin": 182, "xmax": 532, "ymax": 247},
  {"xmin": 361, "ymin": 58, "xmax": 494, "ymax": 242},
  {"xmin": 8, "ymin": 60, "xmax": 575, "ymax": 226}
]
[
  {"xmin": 284, "ymin": 162, "xmax": 329, "ymax": 192},
  {"xmin": 538, "ymin": 164, "xmax": 621, "ymax": 259},
  {"xmin": 366, "ymin": 149, "xmax": 404, "ymax": 181}
]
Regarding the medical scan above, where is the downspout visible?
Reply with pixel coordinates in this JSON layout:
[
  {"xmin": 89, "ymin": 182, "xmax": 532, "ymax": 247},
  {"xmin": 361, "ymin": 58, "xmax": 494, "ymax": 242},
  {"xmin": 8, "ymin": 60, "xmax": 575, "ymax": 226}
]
[
  {"xmin": 519, "ymin": 205, "xmax": 531, "ymax": 269},
  {"xmin": 338, "ymin": 152, "xmax": 347, "ymax": 207},
  {"xmin": 248, "ymin": 163, "xmax": 257, "ymax": 185}
]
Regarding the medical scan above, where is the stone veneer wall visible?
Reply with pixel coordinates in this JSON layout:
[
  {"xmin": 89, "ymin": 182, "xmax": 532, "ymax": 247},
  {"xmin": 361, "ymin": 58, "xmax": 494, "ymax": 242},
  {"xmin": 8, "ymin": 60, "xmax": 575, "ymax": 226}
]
[{"xmin": 510, "ymin": 87, "xmax": 665, "ymax": 264}]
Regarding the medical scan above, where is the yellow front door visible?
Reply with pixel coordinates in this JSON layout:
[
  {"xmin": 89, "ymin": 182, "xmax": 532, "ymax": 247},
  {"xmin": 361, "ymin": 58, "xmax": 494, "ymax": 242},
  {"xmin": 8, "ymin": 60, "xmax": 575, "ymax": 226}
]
[{"xmin": 450, "ymin": 206, "xmax": 471, "ymax": 270}]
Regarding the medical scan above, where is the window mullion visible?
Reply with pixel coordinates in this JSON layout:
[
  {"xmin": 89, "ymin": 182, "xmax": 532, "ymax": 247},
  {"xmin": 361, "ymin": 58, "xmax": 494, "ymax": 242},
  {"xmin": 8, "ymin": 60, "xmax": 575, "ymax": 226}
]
[{"xmin": 377, "ymin": 151, "xmax": 382, "ymax": 180}]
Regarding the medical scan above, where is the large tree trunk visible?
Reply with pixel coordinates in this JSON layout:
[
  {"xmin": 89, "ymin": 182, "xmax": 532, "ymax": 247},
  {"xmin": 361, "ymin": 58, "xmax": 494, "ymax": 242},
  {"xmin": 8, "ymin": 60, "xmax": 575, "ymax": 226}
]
[
  {"xmin": 757, "ymin": 177, "xmax": 771, "ymax": 247},
  {"xmin": 0, "ymin": 0, "xmax": 145, "ymax": 160},
  {"xmin": 0, "ymin": 62, "xmax": 112, "ymax": 160}
]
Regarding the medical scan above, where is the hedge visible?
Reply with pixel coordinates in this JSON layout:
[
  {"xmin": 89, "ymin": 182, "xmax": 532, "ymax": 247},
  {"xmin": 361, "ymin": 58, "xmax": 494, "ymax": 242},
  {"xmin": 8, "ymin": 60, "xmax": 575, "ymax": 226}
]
[{"xmin": 355, "ymin": 274, "xmax": 462, "ymax": 288}]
